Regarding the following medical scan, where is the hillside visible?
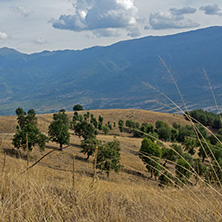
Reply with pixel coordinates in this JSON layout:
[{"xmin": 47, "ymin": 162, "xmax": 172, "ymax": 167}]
[
  {"xmin": 1, "ymin": 26, "xmax": 222, "ymax": 115},
  {"xmin": 0, "ymin": 109, "xmax": 222, "ymax": 221}
]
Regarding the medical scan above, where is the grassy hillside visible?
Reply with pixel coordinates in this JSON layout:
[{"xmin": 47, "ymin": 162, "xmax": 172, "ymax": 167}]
[{"xmin": 0, "ymin": 109, "xmax": 221, "ymax": 221}]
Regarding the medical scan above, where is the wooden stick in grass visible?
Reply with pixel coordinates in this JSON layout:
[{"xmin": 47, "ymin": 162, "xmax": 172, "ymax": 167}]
[
  {"xmin": 26, "ymin": 133, "xmax": 29, "ymax": 168},
  {"xmin": 72, "ymin": 154, "xmax": 76, "ymax": 190},
  {"xmin": 93, "ymin": 146, "xmax": 98, "ymax": 183}
]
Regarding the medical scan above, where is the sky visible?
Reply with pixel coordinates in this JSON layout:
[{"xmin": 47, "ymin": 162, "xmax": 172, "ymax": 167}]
[{"xmin": 0, "ymin": 0, "xmax": 221, "ymax": 54}]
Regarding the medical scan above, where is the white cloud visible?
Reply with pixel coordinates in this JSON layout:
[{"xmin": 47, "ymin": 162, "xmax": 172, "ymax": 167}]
[
  {"xmin": 0, "ymin": 32, "xmax": 7, "ymax": 41},
  {"xmin": 199, "ymin": 4, "xmax": 222, "ymax": 16},
  {"xmin": 51, "ymin": 0, "xmax": 139, "ymax": 37},
  {"xmin": 35, "ymin": 38, "xmax": 47, "ymax": 44},
  {"xmin": 10, "ymin": 6, "xmax": 33, "ymax": 17},
  {"xmin": 149, "ymin": 9, "xmax": 200, "ymax": 30},
  {"xmin": 92, "ymin": 29, "xmax": 120, "ymax": 37}
]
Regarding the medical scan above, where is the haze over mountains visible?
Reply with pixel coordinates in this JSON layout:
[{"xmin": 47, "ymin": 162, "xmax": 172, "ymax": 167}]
[{"xmin": 0, "ymin": 26, "xmax": 222, "ymax": 116}]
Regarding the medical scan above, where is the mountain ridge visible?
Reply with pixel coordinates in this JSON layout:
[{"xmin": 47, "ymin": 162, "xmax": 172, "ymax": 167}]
[{"xmin": 0, "ymin": 26, "xmax": 222, "ymax": 115}]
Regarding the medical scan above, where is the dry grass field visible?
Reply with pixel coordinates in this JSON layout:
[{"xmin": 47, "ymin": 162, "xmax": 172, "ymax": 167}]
[{"xmin": 0, "ymin": 109, "xmax": 221, "ymax": 221}]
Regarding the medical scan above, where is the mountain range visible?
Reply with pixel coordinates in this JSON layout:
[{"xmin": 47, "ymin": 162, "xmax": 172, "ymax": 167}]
[{"xmin": 1, "ymin": 26, "xmax": 222, "ymax": 115}]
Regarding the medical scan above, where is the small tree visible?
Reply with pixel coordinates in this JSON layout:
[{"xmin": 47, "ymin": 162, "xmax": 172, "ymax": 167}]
[
  {"xmin": 74, "ymin": 121, "xmax": 96, "ymax": 140},
  {"xmin": 102, "ymin": 125, "xmax": 109, "ymax": 135},
  {"xmin": 118, "ymin": 119, "xmax": 124, "ymax": 133},
  {"xmin": 80, "ymin": 138, "xmax": 100, "ymax": 160},
  {"xmin": 139, "ymin": 138, "xmax": 162, "ymax": 180},
  {"xmin": 73, "ymin": 104, "xmax": 83, "ymax": 111},
  {"xmin": 48, "ymin": 111, "xmax": 70, "ymax": 149},
  {"xmin": 96, "ymin": 138, "xmax": 123, "ymax": 180},
  {"xmin": 175, "ymin": 157, "xmax": 192, "ymax": 185},
  {"xmin": 158, "ymin": 126, "xmax": 172, "ymax": 141},
  {"xmin": 12, "ymin": 124, "xmax": 47, "ymax": 151},
  {"xmin": 183, "ymin": 137, "xmax": 197, "ymax": 155},
  {"xmin": 12, "ymin": 108, "xmax": 47, "ymax": 151}
]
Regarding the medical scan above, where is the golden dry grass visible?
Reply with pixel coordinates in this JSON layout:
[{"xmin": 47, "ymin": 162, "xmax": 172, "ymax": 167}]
[{"xmin": 0, "ymin": 109, "xmax": 221, "ymax": 221}]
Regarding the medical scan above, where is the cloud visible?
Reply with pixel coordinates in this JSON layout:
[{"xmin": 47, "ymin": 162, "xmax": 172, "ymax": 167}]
[
  {"xmin": 199, "ymin": 4, "xmax": 222, "ymax": 16},
  {"xmin": 0, "ymin": 32, "xmax": 7, "ymax": 41},
  {"xmin": 51, "ymin": 0, "xmax": 139, "ymax": 37},
  {"xmin": 92, "ymin": 29, "xmax": 120, "ymax": 38},
  {"xmin": 35, "ymin": 38, "xmax": 47, "ymax": 44},
  {"xmin": 169, "ymin": 7, "xmax": 196, "ymax": 16},
  {"xmin": 127, "ymin": 27, "xmax": 141, "ymax": 37},
  {"xmin": 10, "ymin": 6, "xmax": 33, "ymax": 17},
  {"xmin": 149, "ymin": 8, "xmax": 200, "ymax": 30}
]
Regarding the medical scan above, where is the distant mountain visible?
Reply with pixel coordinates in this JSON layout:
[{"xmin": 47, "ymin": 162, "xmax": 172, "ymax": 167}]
[{"xmin": 1, "ymin": 26, "xmax": 222, "ymax": 115}]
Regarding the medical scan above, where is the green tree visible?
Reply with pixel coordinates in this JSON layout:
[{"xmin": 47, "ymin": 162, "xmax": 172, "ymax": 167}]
[
  {"xmin": 161, "ymin": 147, "xmax": 177, "ymax": 166},
  {"xmin": 73, "ymin": 104, "xmax": 84, "ymax": 111},
  {"xmin": 175, "ymin": 157, "xmax": 192, "ymax": 184},
  {"xmin": 80, "ymin": 138, "xmax": 100, "ymax": 160},
  {"xmin": 183, "ymin": 137, "xmax": 197, "ymax": 155},
  {"xmin": 139, "ymin": 138, "xmax": 162, "ymax": 180},
  {"xmin": 12, "ymin": 108, "xmax": 47, "ymax": 151},
  {"xmin": 96, "ymin": 138, "xmax": 123, "ymax": 180},
  {"xmin": 48, "ymin": 111, "xmax": 70, "ymax": 149},
  {"xmin": 155, "ymin": 120, "xmax": 164, "ymax": 129},
  {"xmin": 159, "ymin": 171, "xmax": 174, "ymax": 187},
  {"xmin": 74, "ymin": 121, "xmax": 96, "ymax": 140},
  {"xmin": 118, "ymin": 119, "xmax": 124, "ymax": 133},
  {"xmin": 193, "ymin": 158, "xmax": 206, "ymax": 183},
  {"xmin": 102, "ymin": 125, "xmax": 109, "ymax": 135},
  {"xmin": 158, "ymin": 126, "xmax": 172, "ymax": 141}
]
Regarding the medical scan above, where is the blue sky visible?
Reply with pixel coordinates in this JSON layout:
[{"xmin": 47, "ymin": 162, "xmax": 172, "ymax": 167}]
[{"xmin": 0, "ymin": 0, "xmax": 221, "ymax": 53}]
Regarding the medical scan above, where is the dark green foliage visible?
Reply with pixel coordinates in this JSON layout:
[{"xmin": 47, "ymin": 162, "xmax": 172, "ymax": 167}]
[
  {"xmin": 211, "ymin": 146, "xmax": 222, "ymax": 161},
  {"xmin": 102, "ymin": 125, "xmax": 109, "ymax": 135},
  {"xmin": 161, "ymin": 147, "xmax": 177, "ymax": 162},
  {"xmin": 74, "ymin": 121, "xmax": 96, "ymax": 140},
  {"xmin": 170, "ymin": 144, "xmax": 183, "ymax": 157},
  {"xmin": 98, "ymin": 115, "xmax": 103, "ymax": 124},
  {"xmin": 48, "ymin": 111, "xmax": 70, "ymax": 149},
  {"xmin": 187, "ymin": 109, "xmax": 222, "ymax": 129},
  {"xmin": 133, "ymin": 123, "xmax": 154, "ymax": 138},
  {"xmin": 155, "ymin": 120, "xmax": 164, "ymax": 129},
  {"xmin": 196, "ymin": 125, "xmax": 207, "ymax": 139},
  {"xmin": 171, "ymin": 128, "xmax": 179, "ymax": 142},
  {"xmin": 91, "ymin": 117, "xmax": 98, "ymax": 128},
  {"xmin": 177, "ymin": 125, "xmax": 194, "ymax": 142},
  {"xmin": 197, "ymin": 139, "xmax": 212, "ymax": 162},
  {"xmin": 12, "ymin": 108, "xmax": 47, "ymax": 151},
  {"xmin": 205, "ymin": 159, "xmax": 222, "ymax": 184},
  {"xmin": 183, "ymin": 138, "xmax": 197, "ymax": 155},
  {"xmin": 98, "ymin": 122, "xmax": 103, "ymax": 130},
  {"xmin": 15, "ymin": 107, "xmax": 37, "ymax": 130},
  {"xmin": 218, "ymin": 128, "xmax": 222, "ymax": 135},
  {"xmin": 12, "ymin": 124, "xmax": 47, "ymax": 151},
  {"xmin": 212, "ymin": 117, "xmax": 222, "ymax": 129},
  {"xmin": 107, "ymin": 122, "xmax": 112, "ymax": 130},
  {"xmin": 118, "ymin": 120, "xmax": 124, "ymax": 133},
  {"xmin": 139, "ymin": 138, "xmax": 162, "ymax": 179},
  {"xmin": 80, "ymin": 138, "xmax": 100, "ymax": 160},
  {"xmin": 73, "ymin": 104, "xmax": 83, "ymax": 111},
  {"xmin": 175, "ymin": 158, "xmax": 192, "ymax": 183},
  {"xmin": 159, "ymin": 171, "xmax": 174, "ymax": 187},
  {"xmin": 147, "ymin": 132, "xmax": 159, "ymax": 142},
  {"xmin": 194, "ymin": 158, "xmax": 206, "ymax": 180},
  {"xmin": 172, "ymin": 122, "xmax": 181, "ymax": 130},
  {"xmin": 96, "ymin": 138, "xmax": 123, "ymax": 180},
  {"xmin": 157, "ymin": 125, "xmax": 171, "ymax": 141},
  {"xmin": 125, "ymin": 120, "xmax": 134, "ymax": 129}
]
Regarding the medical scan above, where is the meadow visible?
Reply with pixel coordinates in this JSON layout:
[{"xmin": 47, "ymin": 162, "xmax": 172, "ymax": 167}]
[{"xmin": 0, "ymin": 109, "xmax": 222, "ymax": 221}]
